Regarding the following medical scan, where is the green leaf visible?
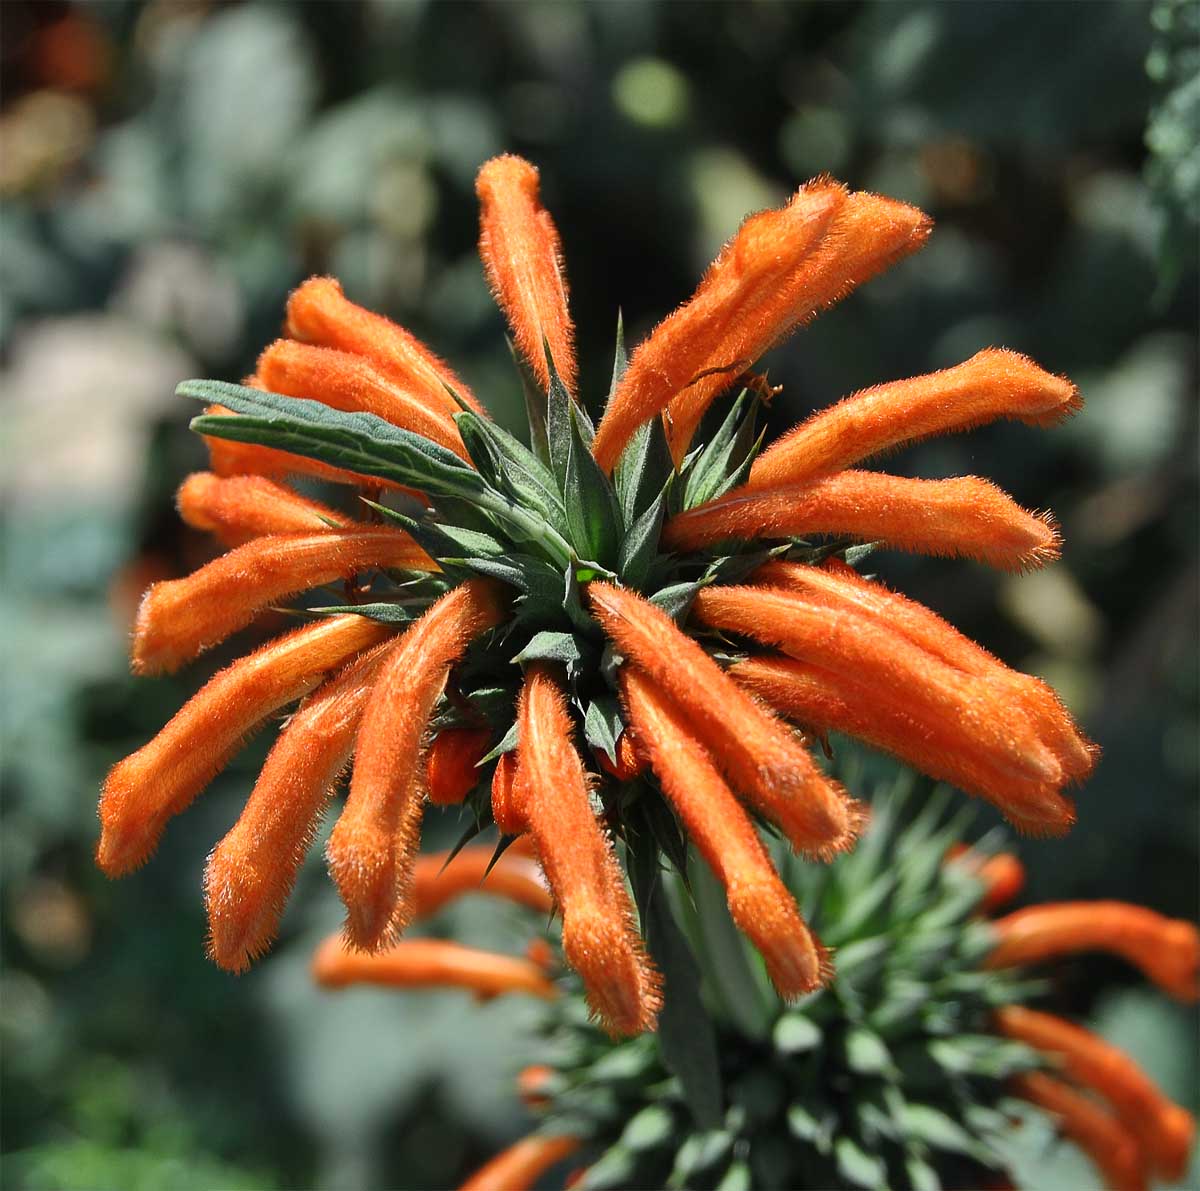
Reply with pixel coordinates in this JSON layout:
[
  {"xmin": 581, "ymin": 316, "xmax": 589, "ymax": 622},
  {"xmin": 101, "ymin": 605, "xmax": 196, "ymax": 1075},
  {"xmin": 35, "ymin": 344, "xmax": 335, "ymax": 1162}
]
[
  {"xmin": 608, "ymin": 308, "xmax": 628, "ymax": 402},
  {"xmin": 507, "ymin": 335, "xmax": 551, "ymax": 467},
  {"xmin": 455, "ymin": 554, "xmax": 563, "ymax": 600},
  {"xmin": 583, "ymin": 696, "xmax": 624, "ymax": 766},
  {"xmin": 845, "ymin": 1027, "xmax": 897, "ymax": 1078},
  {"xmin": 478, "ymin": 720, "xmax": 518, "ymax": 764},
  {"xmin": 619, "ymin": 1104, "xmax": 675, "ymax": 1152},
  {"xmin": 715, "ymin": 1160, "xmax": 752, "ymax": 1191},
  {"xmin": 773, "ymin": 1011, "xmax": 822, "ymax": 1055},
  {"xmin": 580, "ymin": 1146, "xmax": 637, "ymax": 1191},
  {"xmin": 681, "ymin": 389, "xmax": 758, "ymax": 510},
  {"xmin": 618, "ymin": 488, "xmax": 667, "ymax": 590},
  {"xmin": 668, "ymin": 1130, "xmax": 732, "ymax": 1186},
  {"xmin": 615, "ymin": 413, "xmax": 674, "ymax": 528},
  {"xmin": 307, "ymin": 602, "xmax": 417, "ymax": 624},
  {"xmin": 512, "ymin": 631, "xmax": 588, "ymax": 678},
  {"xmin": 901, "ymin": 1103, "xmax": 992, "ymax": 1161},
  {"xmin": 546, "ymin": 348, "xmax": 591, "ymax": 486},
  {"xmin": 905, "ymin": 1155, "xmax": 943, "ymax": 1191},
  {"xmin": 648, "ymin": 580, "xmax": 705, "ymax": 622},
  {"xmin": 563, "ymin": 402, "xmax": 621, "ymax": 565},
  {"xmin": 370, "ymin": 504, "xmax": 506, "ymax": 559},
  {"xmin": 627, "ymin": 841, "xmax": 724, "ymax": 1130},
  {"xmin": 455, "ymin": 411, "xmax": 568, "ymax": 535},
  {"xmin": 834, "ymin": 1136, "xmax": 888, "ymax": 1191},
  {"xmin": 183, "ymin": 380, "xmax": 486, "ymax": 499}
]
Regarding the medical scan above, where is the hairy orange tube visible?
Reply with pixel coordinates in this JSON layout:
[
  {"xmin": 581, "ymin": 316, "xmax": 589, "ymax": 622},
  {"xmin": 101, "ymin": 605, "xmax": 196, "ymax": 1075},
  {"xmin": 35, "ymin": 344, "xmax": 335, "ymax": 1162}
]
[
  {"xmin": 311, "ymin": 936, "xmax": 557, "ymax": 1000},
  {"xmin": 748, "ymin": 349, "xmax": 1082, "ymax": 490},
  {"xmin": 695, "ymin": 585, "xmax": 1064, "ymax": 788},
  {"xmin": 587, "ymin": 581, "xmax": 861, "ymax": 856},
  {"xmin": 662, "ymin": 187, "xmax": 934, "ymax": 462},
  {"xmin": 204, "ymin": 644, "xmax": 390, "ymax": 972},
  {"xmin": 257, "ymin": 339, "xmax": 469, "ymax": 457},
  {"xmin": 97, "ymin": 614, "xmax": 393, "ymax": 876},
  {"xmin": 426, "ymin": 726, "xmax": 494, "ymax": 805},
  {"xmin": 458, "ymin": 1135, "xmax": 581, "ymax": 1191},
  {"xmin": 410, "ymin": 846, "xmax": 552, "ymax": 919},
  {"xmin": 662, "ymin": 471, "xmax": 1061, "ymax": 571},
  {"xmin": 996, "ymin": 1006, "xmax": 1194, "ymax": 1180},
  {"xmin": 326, "ymin": 580, "xmax": 506, "ymax": 950},
  {"xmin": 945, "ymin": 844, "xmax": 1027, "ymax": 912},
  {"xmin": 987, "ymin": 903, "xmax": 1200, "ymax": 1002},
  {"xmin": 591, "ymin": 180, "xmax": 847, "ymax": 472},
  {"xmin": 518, "ymin": 663, "xmax": 661, "ymax": 1035},
  {"xmin": 132, "ymin": 529, "xmax": 433, "ymax": 675},
  {"xmin": 476, "ymin": 155, "xmax": 576, "ymax": 394},
  {"xmin": 516, "ymin": 1064, "xmax": 556, "ymax": 1109},
  {"xmin": 285, "ymin": 276, "xmax": 485, "ymax": 416},
  {"xmin": 594, "ymin": 730, "xmax": 648, "ymax": 782},
  {"xmin": 729, "ymin": 654, "xmax": 1076, "ymax": 836},
  {"xmin": 177, "ymin": 472, "xmax": 350, "ymax": 546},
  {"xmin": 753, "ymin": 559, "xmax": 1096, "ymax": 781},
  {"xmin": 620, "ymin": 667, "xmax": 828, "ymax": 996},
  {"xmin": 490, "ymin": 751, "xmax": 527, "ymax": 837},
  {"xmin": 1010, "ymin": 1072, "xmax": 1147, "ymax": 1191}
]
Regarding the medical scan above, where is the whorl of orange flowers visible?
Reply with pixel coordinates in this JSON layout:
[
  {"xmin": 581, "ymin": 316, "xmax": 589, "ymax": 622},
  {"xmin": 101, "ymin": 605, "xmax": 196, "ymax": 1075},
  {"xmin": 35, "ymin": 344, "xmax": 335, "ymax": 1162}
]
[{"xmin": 100, "ymin": 151, "xmax": 1101, "ymax": 1040}]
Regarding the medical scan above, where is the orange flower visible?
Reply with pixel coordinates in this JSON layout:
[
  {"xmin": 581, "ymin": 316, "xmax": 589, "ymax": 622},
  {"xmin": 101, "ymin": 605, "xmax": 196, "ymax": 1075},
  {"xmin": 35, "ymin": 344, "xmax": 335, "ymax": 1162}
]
[
  {"xmin": 697, "ymin": 583, "xmax": 1078, "ymax": 833},
  {"xmin": 591, "ymin": 181, "xmax": 935, "ymax": 470},
  {"xmin": 257, "ymin": 339, "xmax": 469, "ymax": 457},
  {"xmin": 409, "ymin": 846, "xmax": 552, "ymax": 919},
  {"xmin": 995, "ymin": 1006, "xmax": 1194, "ymax": 1181},
  {"xmin": 285, "ymin": 276, "xmax": 484, "ymax": 416},
  {"xmin": 176, "ymin": 472, "xmax": 351, "ymax": 546},
  {"xmin": 476, "ymin": 154, "xmax": 576, "ymax": 394},
  {"xmin": 986, "ymin": 902, "xmax": 1200, "ymax": 1002},
  {"xmin": 458, "ymin": 1135, "xmax": 580, "ymax": 1191},
  {"xmin": 945, "ymin": 844, "xmax": 1026, "ymax": 912},
  {"xmin": 311, "ymin": 935, "xmax": 557, "ymax": 1000},
  {"xmin": 662, "ymin": 471, "xmax": 1061, "ymax": 571},
  {"xmin": 620, "ymin": 666, "xmax": 828, "ymax": 996},
  {"xmin": 97, "ymin": 614, "xmax": 393, "ymax": 876},
  {"xmin": 204, "ymin": 643, "xmax": 391, "ymax": 972},
  {"xmin": 587, "ymin": 581, "xmax": 862, "ymax": 858},
  {"xmin": 1010, "ymin": 1072, "xmax": 1146, "ymax": 1191},
  {"xmin": 132, "ymin": 527, "xmax": 433, "ymax": 675},
  {"xmin": 515, "ymin": 663, "xmax": 661, "ymax": 1034},
  {"xmin": 490, "ymin": 750, "xmax": 527, "ymax": 837},
  {"xmin": 748, "ymin": 349, "xmax": 1081, "ymax": 490},
  {"xmin": 426, "ymin": 725, "xmax": 495, "ymax": 805},
  {"xmin": 327, "ymin": 580, "xmax": 506, "ymax": 950}
]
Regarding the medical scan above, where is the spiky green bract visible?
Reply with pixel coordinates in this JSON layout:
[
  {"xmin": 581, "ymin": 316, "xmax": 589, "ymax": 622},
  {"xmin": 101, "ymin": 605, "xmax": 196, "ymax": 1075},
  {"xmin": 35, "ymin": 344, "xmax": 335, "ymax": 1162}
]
[
  {"xmin": 181, "ymin": 354, "xmax": 837, "ymax": 871},
  {"xmin": 528, "ymin": 779, "xmax": 1041, "ymax": 1191}
]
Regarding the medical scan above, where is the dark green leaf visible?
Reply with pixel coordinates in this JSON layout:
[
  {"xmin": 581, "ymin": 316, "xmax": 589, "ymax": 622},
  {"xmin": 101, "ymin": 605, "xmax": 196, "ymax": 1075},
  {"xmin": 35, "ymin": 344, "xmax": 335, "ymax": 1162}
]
[
  {"xmin": 183, "ymin": 380, "xmax": 486, "ymax": 499},
  {"xmin": 582, "ymin": 696, "xmax": 624, "ymax": 766},
  {"xmin": 513, "ymin": 630, "xmax": 586, "ymax": 671},
  {"xmin": 307, "ymin": 602, "xmax": 417, "ymax": 624},
  {"xmin": 834, "ymin": 1136, "xmax": 888, "ymax": 1190},
  {"xmin": 648, "ymin": 580, "xmax": 705, "ymax": 622},
  {"xmin": 681, "ymin": 389, "xmax": 757, "ymax": 510},
  {"xmin": 563, "ymin": 401, "xmax": 621, "ymax": 565},
  {"xmin": 618, "ymin": 487, "xmax": 666, "ymax": 590},
  {"xmin": 507, "ymin": 335, "xmax": 551, "ymax": 467},
  {"xmin": 615, "ymin": 412, "xmax": 674, "ymax": 528},
  {"xmin": 773, "ymin": 1012, "xmax": 822, "ymax": 1055}
]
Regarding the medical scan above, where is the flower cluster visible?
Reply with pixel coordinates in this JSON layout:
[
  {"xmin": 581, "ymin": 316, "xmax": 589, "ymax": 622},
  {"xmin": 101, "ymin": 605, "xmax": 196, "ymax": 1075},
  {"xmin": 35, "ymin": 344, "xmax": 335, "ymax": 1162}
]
[
  {"xmin": 100, "ymin": 154, "xmax": 1093, "ymax": 1036},
  {"xmin": 313, "ymin": 795, "xmax": 1198, "ymax": 1191}
]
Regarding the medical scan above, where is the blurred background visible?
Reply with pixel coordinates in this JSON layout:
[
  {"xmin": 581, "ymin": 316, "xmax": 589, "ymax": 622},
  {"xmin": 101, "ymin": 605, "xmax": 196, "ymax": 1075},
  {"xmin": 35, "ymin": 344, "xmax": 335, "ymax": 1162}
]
[{"xmin": 2, "ymin": 1, "xmax": 1196, "ymax": 1188}]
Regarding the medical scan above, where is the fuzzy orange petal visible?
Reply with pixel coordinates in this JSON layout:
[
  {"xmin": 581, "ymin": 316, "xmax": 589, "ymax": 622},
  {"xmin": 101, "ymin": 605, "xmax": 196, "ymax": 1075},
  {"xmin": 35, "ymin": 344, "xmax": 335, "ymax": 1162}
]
[
  {"xmin": 177, "ymin": 472, "xmax": 351, "ymax": 546},
  {"xmin": 132, "ymin": 529, "xmax": 433, "ymax": 675},
  {"xmin": 425, "ymin": 726, "xmax": 495, "ymax": 806},
  {"xmin": 663, "ymin": 471, "xmax": 1060, "ymax": 570},
  {"xmin": 476, "ymin": 154, "xmax": 576, "ymax": 394},
  {"xmin": 410, "ymin": 846, "xmax": 552, "ymax": 919},
  {"xmin": 458, "ymin": 1135, "xmax": 581, "ymax": 1191},
  {"xmin": 326, "ymin": 581, "xmax": 506, "ymax": 950},
  {"xmin": 97, "ymin": 614, "xmax": 393, "ymax": 876},
  {"xmin": 286, "ymin": 276, "xmax": 485, "ymax": 416},
  {"xmin": 749, "ymin": 349, "xmax": 1081, "ymax": 490}
]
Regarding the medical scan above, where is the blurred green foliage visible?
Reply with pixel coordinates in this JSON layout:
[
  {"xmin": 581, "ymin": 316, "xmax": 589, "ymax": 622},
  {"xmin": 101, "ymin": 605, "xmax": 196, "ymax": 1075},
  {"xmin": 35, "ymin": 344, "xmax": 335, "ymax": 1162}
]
[{"xmin": 2, "ymin": 1, "xmax": 1196, "ymax": 1188}]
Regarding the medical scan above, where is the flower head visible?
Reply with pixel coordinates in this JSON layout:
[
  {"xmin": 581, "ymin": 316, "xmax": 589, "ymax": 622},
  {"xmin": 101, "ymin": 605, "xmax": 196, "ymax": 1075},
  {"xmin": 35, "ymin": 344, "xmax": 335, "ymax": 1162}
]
[{"xmin": 101, "ymin": 154, "xmax": 1094, "ymax": 1035}]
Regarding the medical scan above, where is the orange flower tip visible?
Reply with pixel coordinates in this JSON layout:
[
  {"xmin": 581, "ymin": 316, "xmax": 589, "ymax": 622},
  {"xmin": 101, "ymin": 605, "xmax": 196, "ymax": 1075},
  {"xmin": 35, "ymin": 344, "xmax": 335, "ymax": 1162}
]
[
  {"xmin": 310, "ymin": 934, "xmax": 352, "ymax": 986},
  {"xmin": 1158, "ymin": 1106, "xmax": 1196, "ymax": 1181},
  {"xmin": 203, "ymin": 854, "xmax": 278, "ymax": 974},
  {"xmin": 563, "ymin": 908, "xmax": 661, "ymax": 1036},
  {"xmin": 96, "ymin": 769, "xmax": 162, "ymax": 876},
  {"xmin": 326, "ymin": 828, "xmax": 410, "ymax": 952},
  {"xmin": 1163, "ymin": 920, "xmax": 1200, "ymax": 1002},
  {"xmin": 517, "ymin": 1064, "xmax": 556, "ymax": 1109}
]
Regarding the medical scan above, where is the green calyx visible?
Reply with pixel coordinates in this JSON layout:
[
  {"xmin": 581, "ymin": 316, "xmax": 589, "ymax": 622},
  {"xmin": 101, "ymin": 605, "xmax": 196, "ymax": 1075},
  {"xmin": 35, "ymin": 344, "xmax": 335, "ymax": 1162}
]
[{"xmin": 531, "ymin": 777, "xmax": 1043, "ymax": 1191}]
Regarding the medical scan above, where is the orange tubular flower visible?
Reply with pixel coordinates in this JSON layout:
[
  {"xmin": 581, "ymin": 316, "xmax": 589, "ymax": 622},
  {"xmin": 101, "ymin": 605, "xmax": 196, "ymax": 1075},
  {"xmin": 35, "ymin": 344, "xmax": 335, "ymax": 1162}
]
[
  {"xmin": 1010, "ymin": 1072, "xmax": 1147, "ymax": 1191},
  {"xmin": 131, "ymin": 528, "xmax": 434, "ymax": 675},
  {"xmin": 517, "ymin": 664, "xmax": 662, "ymax": 1035},
  {"xmin": 594, "ymin": 730, "xmax": 648, "ymax": 782},
  {"xmin": 748, "ymin": 349, "xmax": 1081, "ymax": 490},
  {"xmin": 97, "ymin": 614, "xmax": 393, "ymax": 876},
  {"xmin": 410, "ymin": 846, "xmax": 552, "ymax": 919},
  {"xmin": 285, "ymin": 276, "xmax": 485, "ymax": 417},
  {"xmin": 620, "ymin": 667, "xmax": 828, "ymax": 996},
  {"xmin": 662, "ymin": 471, "xmax": 1061, "ymax": 571},
  {"xmin": 587, "ymin": 582, "xmax": 861, "ymax": 858},
  {"xmin": 986, "ymin": 903, "xmax": 1200, "ymax": 1002},
  {"xmin": 591, "ymin": 179, "xmax": 847, "ymax": 472},
  {"xmin": 256, "ymin": 339, "xmax": 469, "ymax": 458},
  {"xmin": 458, "ymin": 1135, "xmax": 580, "ymax": 1191},
  {"xmin": 945, "ymin": 844, "xmax": 1027, "ymax": 912},
  {"xmin": 426, "ymin": 725, "xmax": 495, "ymax": 805},
  {"xmin": 326, "ymin": 580, "xmax": 506, "ymax": 950},
  {"xmin": 730, "ymin": 654, "xmax": 1077, "ymax": 836},
  {"xmin": 752, "ymin": 559, "xmax": 1096, "ymax": 780},
  {"xmin": 490, "ymin": 751, "xmax": 527, "ymax": 837},
  {"xmin": 176, "ymin": 472, "xmax": 350, "ymax": 546},
  {"xmin": 311, "ymin": 935, "xmax": 557, "ymax": 1000},
  {"xmin": 477, "ymin": 154, "xmax": 576, "ymax": 395},
  {"xmin": 204, "ymin": 644, "xmax": 391, "ymax": 972},
  {"xmin": 995, "ymin": 1005, "xmax": 1195, "ymax": 1180}
]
